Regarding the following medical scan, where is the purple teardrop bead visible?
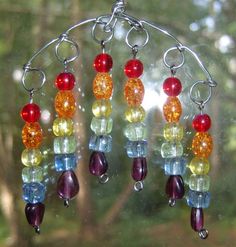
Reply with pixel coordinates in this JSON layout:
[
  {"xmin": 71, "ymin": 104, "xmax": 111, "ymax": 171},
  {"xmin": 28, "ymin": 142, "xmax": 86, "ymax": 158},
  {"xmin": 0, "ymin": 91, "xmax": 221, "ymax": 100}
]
[
  {"xmin": 89, "ymin": 151, "xmax": 108, "ymax": 176},
  {"xmin": 191, "ymin": 207, "xmax": 204, "ymax": 232},
  {"xmin": 57, "ymin": 170, "xmax": 79, "ymax": 200},
  {"xmin": 132, "ymin": 157, "xmax": 147, "ymax": 181},
  {"xmin": 25, "ymin": 203, "xmax": 45, "ymax": 229},
  {"xmin": 165, "ymin": 175, "xmax": 185, "ymax": 199}
]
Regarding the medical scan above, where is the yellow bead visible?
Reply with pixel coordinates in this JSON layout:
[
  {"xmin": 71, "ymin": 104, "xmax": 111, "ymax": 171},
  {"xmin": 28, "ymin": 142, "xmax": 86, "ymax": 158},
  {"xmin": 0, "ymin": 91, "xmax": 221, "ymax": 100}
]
[
  {"xmin": 93, "ymin": 73, "xmax": 113, "ymax": 100},
  {"xmin": 53, "ymin": 118, "xmax": 74, "ymax": 136},
  {"xmin": 125, "ymin": 106, "xmax": 146, "ymax": 123},
  {"xmin": 163, "ymin": 123, "xmax": 184, "ymax": 142},
  {"xmin": 163, "ymin": 97, "xmax": 182, "ymax": 123},
  {"xmin": 22, "ymin": 122, "xmax": 43, "ymax": 148},
  {"xmin": 21, "ymin": 149, "xmax": 42, "ymax": 167},
  {"xmin": 92, "ymin": 100, "xmax": 112, "ymax": 118},
  {"xmin": 189, "ymin": 157, "xmax": 210, "ymax": 175},
  {"xmin": 192, "ymin": 132, "xmax": 213, "ymax": 158}
]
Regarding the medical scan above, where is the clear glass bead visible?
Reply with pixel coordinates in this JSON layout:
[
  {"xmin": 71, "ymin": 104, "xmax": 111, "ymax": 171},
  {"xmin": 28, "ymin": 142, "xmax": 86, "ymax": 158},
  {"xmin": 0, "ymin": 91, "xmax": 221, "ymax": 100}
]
[
  {"xmin": 22, "ymin": 167, "xmax": 43, "ymax": 183},
  {"xmin": 161, "ymin": 142, "xmax": 183, "ymax": 158},
  {"xmin": 125, "ymin": 106, "xmax": 146, "ymax": 123},
  {"xmin": 164, "ymin": 157, "xmax": 187, "ymax": 175},
  {"xmin": 53, "ymin": 136, "xmax": 77, "ymax": 154},
  {"xmin": 123, "ymin": 123, "xmax": 147, "ymax": 141},
  {"xmin": 21, "ymin": 149, "xmax": 42, "ymax": 167},
  {"xmin": 53, "ymin": 118, "xmax": 74, "ymax": 136},
  {"xmin": 54, "ymin": 154, "xmax": 77, "ymax": 172},
  {"xmin": 89, "ymin": 135, "xmax": 112, "ymax": 153},
  {"xmin": 22, "ymin": 182, "xmax": 46, "ymax": 204},
  {"xmin": 187, "ymin": 189, "xmax": 211, "ymax": 208},
  {"xmin": 163, "ymin": 123, "xmax": 184, "ymax": 142},
  {"xmin": 92, "ymin": 100, "xmax": 112, "ymax": 118},
  {"xmin": 90, "ymin": 117, "xmax": 113, "ymax": 135},
  {"xmin": 126, "ymin": 140, "xmax": 148, "ymax": 158},
  {"xmin": 189, "ymin": 157, "xmax": 210, "ymax": 175},
  {"xmin": 189, "ymin": 174, "xmax": 210, "ymax": 192}
]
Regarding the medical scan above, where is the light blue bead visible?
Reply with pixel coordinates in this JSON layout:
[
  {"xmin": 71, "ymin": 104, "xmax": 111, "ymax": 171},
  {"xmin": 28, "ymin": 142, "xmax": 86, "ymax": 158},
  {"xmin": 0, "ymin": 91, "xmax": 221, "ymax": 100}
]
[
  {"xmin": 89, "ymin": 135, "xmax": 112, "ymax": 153},
  {"xmin": 22, "ymin": 182, "xmax": 46, "ymax": 204},
  {"xmin": 54, "ymin": 136, "xmax": 77, "ymax": 154},
  {"xmin": 164, "ymin": 157, "xmax": 187, "ymax": 175},
  {"xmin": 126, "ymin": 140, "xmax": 148, "ymax": 158},
  {"xmin": 54, "ymin": 153, "xmax": 77, "ymax": 172},
  {"xmin": 187, "ymin": 190, "xmax": 211, "ymax": 209}
]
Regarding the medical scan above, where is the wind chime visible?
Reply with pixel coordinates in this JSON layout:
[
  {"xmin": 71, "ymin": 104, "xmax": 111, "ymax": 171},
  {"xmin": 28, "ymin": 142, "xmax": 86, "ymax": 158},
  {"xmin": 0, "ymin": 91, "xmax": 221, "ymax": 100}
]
[{"xmin": 20, "ymin": 0, "xmax": 217, "ymax": 239}]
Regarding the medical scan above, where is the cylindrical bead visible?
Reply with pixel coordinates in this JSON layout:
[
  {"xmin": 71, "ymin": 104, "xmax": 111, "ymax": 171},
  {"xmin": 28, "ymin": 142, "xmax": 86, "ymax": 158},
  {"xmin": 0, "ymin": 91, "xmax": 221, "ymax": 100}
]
[
  {"xmin": 90, "ymin": 117, "xmax": 113, "ymax": 135},
  {"xmin": 53, "ymin": 136, "xmax": 77, "ymax": 154},
  {"xmin": 124, "ymin": 123, "xmax": 147, "ymax": 141},
  {"xmin": 187, "ymin": 190, "xmax": 211, "ymax": 209},
  {"xmin": 54, "ymin": 154, "xmax": 77, "ymax": 172},
  {"xmin": 89, "ymin": 135, "xmax": 112, "ymax": 153},
  {"xmin": 22, "ymin": 167, "xmax": 43, "ymax": 183},
  {"xmin": 161, "ymin": 142, "xmax": 183, "ymax": 158},
  {"xmin": 189, "ymin": 174, "xmax": 210, "ymax": 192},
  {"xmin": 22, "ymin": 182, "xmax": 46, "ymax": 204}
]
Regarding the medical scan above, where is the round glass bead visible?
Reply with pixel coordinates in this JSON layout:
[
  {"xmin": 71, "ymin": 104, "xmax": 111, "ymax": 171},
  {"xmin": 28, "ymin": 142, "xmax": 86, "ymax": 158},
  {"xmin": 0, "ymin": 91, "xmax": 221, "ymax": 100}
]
[
  {"xmin": 163, "ymin": 122, "xmax": 184, "ymax": 142},
  {"xmin": 55, "ymin": 72, "xmax": 75, "ymax": 90},
  {"xmin": 189, "ymin": 174, "xmax": 210, "ymax": 192},
  {"xmin": 21, "ymin": 149, "xmax": 42, "ymax": 167},
  {"xmin": 55, "ymin": 91, "xmax": 76, "ymax": 118},
  {"xmin": 22, "ymin": 167, "xmax": 43, "ymax": 183},
  {"xmin": 192, "ymin": 132, "xmax": 213, "ymax": 158},
  {"xmin": 189, "ymin": 157, "xmax": 210, "ymax": 175},
  {"xmin": 124, "ymin": 59, "xmax": 144, "ymax": 78},
  {"xmin": 124, "ymin": 78, "xmax": 145, "ymax": 106},
  {"xmin": 124, "ymin": 123, "xmax": 147, "ymax": 141},
  {"xmin": 161, "ymin": 142, "xmax": 183, "ymax": 158},
  {"xmin": 21, "ymin": 103, "xmax": 41, "ymax": 123},
  {"xmin": 163, "ymin": 77, "xmax": 182, "ymax": 96},
  {"xmin": 163, "ymin": 97, "xmax": 182, "ymax": 123},
  {"xmin": 90, "ymin": 117, "xmax": 113, "ymax": 135},
  {"xmin": 53, "ymin": 136, "xmax": 77, "ymax": 154},
  {"xmin": 125, "ymin": 106, "xmax": 146, "ymax": 123},
  {"xmin": 192, "ymin": 114, "xmax": 211, "ymax": 132},
  {"xmin": 92, "ymin": 100, "xmax": 112, "ymax": 118},
  {"xmin": 22, "ymin": 182, "xmax": 46, "ymax": 204},
  {"xmin": 53, "ymin": 118, "xmax": 74, "ymax": 136},
  {"xmin": 93, "ymin": 73, "xmax": 113, "ymax": 100},
  {"xmin": 94, "ymin": 53, "xmax": 113, "ymax": 73},
  {"xmin": 22, "ymin": 123, "xmax": 43, "ymax": 149}
]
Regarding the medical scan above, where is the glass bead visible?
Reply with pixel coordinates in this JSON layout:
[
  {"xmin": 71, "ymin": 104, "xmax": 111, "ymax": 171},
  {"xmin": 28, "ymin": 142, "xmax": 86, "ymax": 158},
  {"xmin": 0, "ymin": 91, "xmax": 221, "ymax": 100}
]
[
  {"xmin": 124, "ymin": 123, "xmax": 147, "ymax": 141},
  {"xmin": 89, "ymin": 135, "xmax": 112, "ymax": 153},
  {"xmin": 53, "ymin": 118, "xmax": 74, "ymax": 136},
  {"xmin": 55, "ymin": 154, "xmax": 77, "ymax": 172},
  {"xmin": 54, "ymin": 136, "xmax": 77, "ymax": 154},
  {"xmin": 25, "ymin": 203, "xmax": 45, "ymax": 229},
  {"xmin": 22, "ymin": 182, "xmax": 46, "ymax": 204},
  {"xmin": 192, "ymin": 114, "xmax": 211, "ymax": 132},
  {"xmin": 166, "ymin": 175, "xmax": 185, "ymax": 200},
  {"xmin": 191, "ymin": 208, "xmax": 204, "ymax": 232},
  {"xmin": 93, "ymin": 73, "xmax": 113, "ymax": 100},
  {"xmin": 90, "ymin": 117, "xmax": 113, "ymax": 135},
  {"xmin": 92, "ymin": 100, "xmax": 112, "ymax": 118},
  {"xmin": 89, "ymin": 151, "xmax": 108, "ymax": 176},
  {"xmin": 187, "ymin": 190, "xmax": 211, "ymax": 209},
  {"xmin": 192, "ymin": 132, "xmax": 213, "ymax": 158},
  {"xmin": 125, "ymin": 106, "xmax": 146, "ymax": 123},
  {"xmin": 55, "ymin": 72, "xmax": 75, "ymax": 90},
  {"xmin": 189, "ymin": 174, "xmax": 210, "ymax": 192},
  {"xmin": 126, "ymin": 140, "xmax": 148, "ymax": 158},
  {"xmin": 124, "ymin": 59, "xmax": 144, "ymax": 78},
  {"xmin": 22, "ymin": 122, "xmax": 43, "ymax": 149},
  {"xmin": 189, "ymin": 157, "xmax": 210, "ymax": 175},
  {"xmin": 21, "ymin": 149, "xmax": 43, "ymax": 167},
  {"xmin": 132, "ymin": 157, "xmax": 147, "ymax": 181},
  {"xmin": 21, "ymin": 103, "xmax": 41, "ymax": 123},
  {"xmin": 54, "ymin": 91, "xmax": 76, "ymax": 118},
  {"xmin": 161, "ymin": 142, "xmax": 183, "ymax": 158},
  {"xmin": 163, "ymin": 77, "xmax": 182, "ymax": 96},
  {"xmin": 124, "ymin": 78, "xmax": 145, "ymax": 106},
  {"xmin": 163, "ymin": 97, "xmax": 182, "ymax": 123},
  {"xmin": 22, "ymin": 167, "xmax": 43, "ymax": 183},
  {"xmin": 164, "ymin": 157, "xmax": 187, "ymax": 175},
  {"xmin": 163, "ymin": 122, "xmax": 184, "ymax": 142},
  {"xmin": 94, "ymin": 53, "xmax": 113, "ymax": 73}
]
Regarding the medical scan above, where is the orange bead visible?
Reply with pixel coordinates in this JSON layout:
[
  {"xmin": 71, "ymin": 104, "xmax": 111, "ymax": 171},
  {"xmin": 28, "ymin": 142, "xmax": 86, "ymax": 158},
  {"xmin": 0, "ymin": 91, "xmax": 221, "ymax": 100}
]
[
  {"xmin": 93, "ymin": 73, "xmax": 113, "ymax": 100},
  {"xmin": 124, "ymin": 78, "xmax": 145, "ymax": 106},
  {"xmin": 163, "ymin": 97, "xmax": 182, "ymax": 123},
  {"xmin": 55, "ymin": 91, "xmax": 76, "ymax": 118},
  {"xmin": 22, "ymin": 122, "xmax": 43, "ymax": 148},
  {"xmin": 192, "ymin": 132, "xmax": 213, "ymax": 158}
]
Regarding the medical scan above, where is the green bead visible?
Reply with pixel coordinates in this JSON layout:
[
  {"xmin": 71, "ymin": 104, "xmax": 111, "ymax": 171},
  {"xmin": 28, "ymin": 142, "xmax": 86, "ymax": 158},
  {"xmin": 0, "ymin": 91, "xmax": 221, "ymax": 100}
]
[
  {"xmin": 189, "ymin": 174, "xmax": 210, "ymax": 192},
  {"xmin": 125, "ymin": 106, "xmax": 146, "ymax": 123},
  {"xmin": 189, "ymin": 157, "xmax": 210, "ymax": 175},
  {"xmin": 53, "ymin": 118, "xmax": 74, "ymax": 136},
  {"xmin": 161, "ymin": 142, "xmax": 183, "ymax": 158},
  {"xmin": 54, "ymin": 136, "xmax": 77, "ymax": 154},
  {"xmin": 21, "ymin": 149, "xmax": 42, "ymax": 167},
  {"xmin": 163, "ymin": 123, "xmax": 184, "ymax": 142},
  {"xmin": 124, "ymin": 123, "xmax": 147, "ymax": 141},
  {"xmin": 92, "ymin": 100, "xmax": 112, "ymax": 118},
  {"xmin": 22, "ymin": 167, "xmax": 44, "ymax": 183},
  {"xmin": 90, "ymin": 117, "xmax": 113, "ymax": 135}
]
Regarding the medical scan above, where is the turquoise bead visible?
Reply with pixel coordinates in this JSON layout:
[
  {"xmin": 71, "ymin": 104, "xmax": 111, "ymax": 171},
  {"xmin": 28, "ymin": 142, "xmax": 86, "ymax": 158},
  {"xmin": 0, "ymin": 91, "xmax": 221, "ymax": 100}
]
[
  {"xmin": 90, "ymin": 117, "xmax": 113, "ymax": 135},
  {"xmin": 22, "ymin": 182, "xmax": 46, "ymax": 204},
  {"xmin": 161, "ymin": 142, "xmax": 183, "ymax": 158},
  {"xmin": 54, "ymin": 154, "xmax": 77, "ymax": 172},
  {"xmin": 189, "ymin": 174, "xmax": 210, "ymax": 192},
  {"xmin": 126, "ymin": 140, "xmax": 148, "ymax": 158},
  {"xmin": 54, "ymin": 136, "xmax": 77, "ymax": 154},
  {"xmin": 164, "ymin": 157, "xmax": 187, "ymax": 175},
  {"xmin": 89, "ymin": 135, "xmax": 112, "ymax": 153},
  {"xmin": 187, "ymin": 190, "xmax": 211, "ymax": 208},
  {"xmin": 22, "ymin": 167, "xmax": 43, "ymax": 183},
  {"xmin": 124, "ymin": 123, "xmax": 147, "ymax": 141}
]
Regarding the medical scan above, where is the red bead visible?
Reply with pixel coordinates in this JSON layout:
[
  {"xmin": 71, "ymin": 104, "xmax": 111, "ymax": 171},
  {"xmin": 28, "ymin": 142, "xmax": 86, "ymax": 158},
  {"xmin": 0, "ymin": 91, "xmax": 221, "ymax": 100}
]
[
  {"xmin": 124, "ymin": 59, "xmax": 144, "ymax": 78},
  {"xmin": 55, "ymin": 72, "xmax": 75, "ymax": 90},
  {"xmin": 21, "ymin": 103, "xmax": 41, "ymax": 123},
  {"xmin": 163, "ymin": 77, "xmax": 182, "ymax": 96},
  {"xmin": 94, "ymin": 53, "xmax": 113, "ymax": 73},
  {"xmin": 192, "ymin": 114, "xmax": 211, "ymax": 132}
]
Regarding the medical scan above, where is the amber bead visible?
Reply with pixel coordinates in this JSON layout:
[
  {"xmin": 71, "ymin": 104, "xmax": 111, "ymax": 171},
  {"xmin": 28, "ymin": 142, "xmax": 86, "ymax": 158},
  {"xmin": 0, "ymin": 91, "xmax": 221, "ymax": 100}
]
[
  {"xmin": 55, "ymin": 91, "xmax": 76, "ymax": 118},
  {"xmin": 163, "ymin": 97, "xmax": 182, "ymax": 123},
  {"xmin": 93, "ymin": 73, "xmax": 113, "ymax": 100},
  {"xmin": 22, "ymin": 122, "xmax": 43, "ymax": 149},
  {"xmin": 124, "ymin": 78, "xmax": 145, "ymax": 106},
  {"xmin": 192, "ymin": 132, "xmax": 213, "ymax": 158}
]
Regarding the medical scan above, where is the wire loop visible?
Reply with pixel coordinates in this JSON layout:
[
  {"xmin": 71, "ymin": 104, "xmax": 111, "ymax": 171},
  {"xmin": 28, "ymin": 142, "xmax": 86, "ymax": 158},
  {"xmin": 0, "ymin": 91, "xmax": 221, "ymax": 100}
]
[{"xmin": 163, "ymin": 46, "xmax": 185, "ymax": 70}]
